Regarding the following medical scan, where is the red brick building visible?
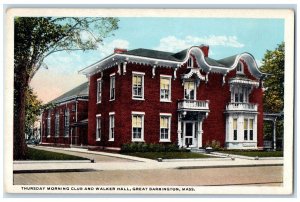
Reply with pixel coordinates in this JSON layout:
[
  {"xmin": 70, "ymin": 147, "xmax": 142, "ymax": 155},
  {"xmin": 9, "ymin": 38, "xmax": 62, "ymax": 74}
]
[
  {"xmin": 79, "ymin": 45, "xmax": 266, "ymax": 150},
  {"xmin": 41, "ymin": 82, "xmax": 89, "ymax": 146}
]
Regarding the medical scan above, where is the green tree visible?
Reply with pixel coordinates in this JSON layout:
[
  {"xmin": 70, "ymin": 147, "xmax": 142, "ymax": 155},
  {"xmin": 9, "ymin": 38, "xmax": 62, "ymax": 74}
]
[
  {"xmin": 25, "ymin": 88, "xmax": 42, "ymax": 140},
  {"xmin": 14, "ymin": 17, "xmax": 119, "ymax": 159},
  {"xmin": 260, "ymin": 42, "xmax": 284, "ymax": 144}
]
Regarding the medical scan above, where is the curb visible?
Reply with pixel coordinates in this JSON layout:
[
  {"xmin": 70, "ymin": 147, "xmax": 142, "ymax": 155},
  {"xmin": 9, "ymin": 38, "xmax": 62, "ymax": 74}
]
[
  {"xmin": 13, "ymin": 168, "xmax": 96, "ymax": 174},
  {"xmin": 176, "ymin": 163, "xmax": 284, "ymax": 170},
  {"xmin": 211, "ymin": 152, "xmax": 284, "ymax": 160},
  {"xmin": 161, "ymin": 158, "xmax": 233, "ymax": 162},
  {"xmin": 14, "ymin": 160, "xmax": 92, "ymax": 164}
]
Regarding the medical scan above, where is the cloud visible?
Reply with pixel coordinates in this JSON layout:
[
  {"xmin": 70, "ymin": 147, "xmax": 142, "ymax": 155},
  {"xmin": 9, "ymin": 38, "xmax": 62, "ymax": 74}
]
[
  {"xmin": 98, "ymin": 39, "xmax": 130, "ymax": 57},
  {"xmin": 155, "ymin": 35, "xmax": 244, "ymax": 52}
]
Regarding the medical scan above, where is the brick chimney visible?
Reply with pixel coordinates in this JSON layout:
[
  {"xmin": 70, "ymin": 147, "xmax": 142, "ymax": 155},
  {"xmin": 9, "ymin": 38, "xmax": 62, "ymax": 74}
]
[
  {"xmin": 114, "ymin": 48, "xmax": 127, "ymax": 53},
  {"xmin": 200, "ymin": 45, "xmax": 209, "ymax": 57}
]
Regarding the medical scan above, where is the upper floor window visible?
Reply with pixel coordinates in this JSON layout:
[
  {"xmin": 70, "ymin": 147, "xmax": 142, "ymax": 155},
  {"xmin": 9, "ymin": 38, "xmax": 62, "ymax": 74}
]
[
  {"xmin": 109, "ymin": 112, "xmax": 115, "ymax": 141},
  {"xmin": 232, "ymin": 87, "xmax": 248, "ymax": 103},
  {"xmin": 64, "ymin": 109, "xmax": 70, "ymax": 137},
  {"xmin": 132, "ymin": 112, "xmax": 144, "ymax": 142},
  {"xmin": 132, "ymin": 72, "xmax": 144, "ymax": 100},
  {"xmin": 160, "ymin": 76, "xmax": 171, "ymax": 102},
  {"xmin": 160, "ymin": 114, "xmax": 171, "ymax": 142},
  {"xmin": 55, "ymin": 112, "xmax": 59, "ymax": 137},
  {"xmin": 97, "ymin": 78, "xmax": 102, "ymax": 103},
  {"xmin": 110, "ymin": 74, "xmax": 115, "ymax": 101},
  {"xmin": 96, "ymin": 114, "xmax": 101, "ymax": 141},
  {"xmin": 184, "ymin": 81, "xmax": 196, "ymax": 100},
  {"xmin": 187, "ymin": 57, "xmax": 193, "ymax": 68},
  {"xmin": 47, "ymin": 111, "xmax": 51, "ymax": 137},
  {"xmin": 236, "ymin": 62, "xmax": 244, "ymax": 74}
]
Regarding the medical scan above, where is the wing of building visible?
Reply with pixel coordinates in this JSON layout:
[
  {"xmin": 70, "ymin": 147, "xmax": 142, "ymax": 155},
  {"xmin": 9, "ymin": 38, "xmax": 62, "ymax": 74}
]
[
  {"xmin": 42, "ymin": 45, "xmax": 267, "ymax": 150},
  {"xmin": 41, "ymin": 82, "xmax": 89, "ymax": 146}
]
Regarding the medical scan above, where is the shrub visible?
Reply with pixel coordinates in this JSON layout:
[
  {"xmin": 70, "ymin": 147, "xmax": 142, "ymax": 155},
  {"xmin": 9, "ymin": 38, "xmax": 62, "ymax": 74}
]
[
  {"xmin": 205, "ymin": 139, "xmax": 221, "ymax": 150},
  {"xmin": 120, "ymin": 143, "xmax": 185, "ymax": 153}
]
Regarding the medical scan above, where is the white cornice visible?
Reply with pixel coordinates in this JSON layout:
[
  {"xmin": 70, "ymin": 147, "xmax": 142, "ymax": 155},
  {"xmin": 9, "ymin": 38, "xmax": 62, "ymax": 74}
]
[{"xmin": 79, "ymin": 46, "xmax": 265, "ymax": 79}]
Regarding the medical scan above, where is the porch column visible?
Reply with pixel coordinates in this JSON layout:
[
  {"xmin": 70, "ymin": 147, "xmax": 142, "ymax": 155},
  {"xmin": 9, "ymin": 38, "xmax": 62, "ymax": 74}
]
[
  {"xmin": 177, "ymin": 116, "xmax": 182, "ymax": 147},
  {"xmin": 197, "ymin": 120, "xmax": 203, "ymax": 148},
  {"xmin": 273, "ymin": 119, "xmax": 277, "ymax": 151}
]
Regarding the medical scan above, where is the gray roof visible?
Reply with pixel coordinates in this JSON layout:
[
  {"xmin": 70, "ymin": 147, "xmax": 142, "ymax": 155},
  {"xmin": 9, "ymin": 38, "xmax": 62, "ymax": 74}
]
[
  {"xmin": 122, "ymin": 48, "xmax": 237, "ymax": 69},
  {"xmin": 123, "ymin": 48, "xmax": 183, "ymax": 62},
  {"xmin": 49, "ymin": 82, "xmax": 89, "ymax": 104}
]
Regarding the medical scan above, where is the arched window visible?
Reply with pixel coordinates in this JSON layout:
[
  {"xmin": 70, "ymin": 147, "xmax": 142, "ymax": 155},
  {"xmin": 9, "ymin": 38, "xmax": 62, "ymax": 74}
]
[
  {"xmin": 236, "ymin": 62, "xmax": 244, "ymax": 74},
  {"xmin": 187, "ymin": 57, "xmax": 193, "ymax": 68}
]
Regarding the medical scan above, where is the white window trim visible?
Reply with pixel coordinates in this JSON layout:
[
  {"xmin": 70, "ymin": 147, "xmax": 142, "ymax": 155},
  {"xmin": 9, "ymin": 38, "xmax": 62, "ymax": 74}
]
[
  {"xmin": 131, "ymin": 112, "xmax": 145, "ymax": 142},
  {"xmin": 55, "ymin": 112, "xmax": 59, "ymax": 137},
  {"xmin": 159, "ymin": 113, "xmax": 172, "ymax": 142},
  {"xmin": 160, "ymin": 75, "xmax": 172, "ymax": 102},
  {"xmin": 96, "ymin": 114, "xmax": 101, "ymax": 141},
  {"xmin": 47, "ymin": 112, "xmax": 51, "ymax": 138},
  {"xmin": 96, "ymin": 78, "xmax": 102, "ymax": 104},
  {"xmin": 237, "ymin": 61, "xmax": 244, "ymax": 74},
  {"xmin": 132, "ymin": 71, "xmax": 145, "ymax": 100},
  {"xmin": 109, "ymin": 74, "xmax": 116, "ymax": 101},
  {"xmin": 109, "ymin": 113, "xmax": 115, "ymax": 141},
  {"xmin": 187, "ymin": 56, "xmax": 193, "ymax": 68},
  {"xmin": 183, "ymin": 80, "xmax": 197, "ymax": 100},
  {"xmin": 64, "ymin": 109, "xmax": 70, "ymax": 137}
]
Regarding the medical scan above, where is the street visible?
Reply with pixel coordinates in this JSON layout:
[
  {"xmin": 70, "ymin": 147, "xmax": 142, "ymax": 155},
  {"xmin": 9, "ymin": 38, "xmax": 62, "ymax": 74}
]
[{"xmin": 14, "ymin": 166, "xmax": 282, "ymax": 186}]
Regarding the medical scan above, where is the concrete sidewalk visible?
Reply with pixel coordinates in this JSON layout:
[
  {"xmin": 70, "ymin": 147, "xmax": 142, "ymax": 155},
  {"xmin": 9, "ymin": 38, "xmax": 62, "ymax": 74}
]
[{"xmin": 13, "ymin": 145, "xmax": 283, "ymax": 173}]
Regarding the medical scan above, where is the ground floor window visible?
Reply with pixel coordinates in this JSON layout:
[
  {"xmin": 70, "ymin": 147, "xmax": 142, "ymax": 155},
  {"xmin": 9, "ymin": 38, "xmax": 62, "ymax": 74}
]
[
  {"xmin": 96, "ymin": 115, "xmax": 101, "ymax": 141},
  {"xmin": 233, "ymin": 118, "xmax": 237, "ymax": 140},
  {"xmin": 132, "ymin": 112, "xmax": 144, "ymax": 141},
  {"xmin": 109, "ymin": 113, "xmax": 115, "ymax": 141},
  {"xmin": 226, "ymin": 114, "xmax": 257, "ymax": 149},
  {"xmin": 160, "ymin": 114, "xmax": 171, "ymax": 142}
]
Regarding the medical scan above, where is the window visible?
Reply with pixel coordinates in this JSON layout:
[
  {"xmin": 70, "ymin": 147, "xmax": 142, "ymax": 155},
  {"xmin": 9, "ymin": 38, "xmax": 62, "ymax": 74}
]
[
  {"xmin": 96, "ymin": 115, "xmax": 101, "ymax": 141},
  {"xmin": 109, "ymin": 113, "xmax": 115, "ymax": 141},
  {"xmin": 160, "ymin": 114, "xmax": 171, "ymax": 142},
  {"xmin": 160, "ymin": 76, "xmax": 171, "ymax": 102},
  {"xmin": 233, "ymin": 87, "xmax": 246, "ymax": 103},
  {"xmin": 233, "ymin": 119, "xmax": 237, "ymax": 140},
  {"xmin": 47, "ymin": 111, "xmax": 51, "ymax": 137},
  {"xmin": 132, "ymin": 112, "xmax": 144, "ymax": 141},
  {"xmin": 110, "ymin": 74, "xmax": 115, "ymax": 100},
  {"xmin": 64, "ymin": 109, "xmax": 70, "ymax": 137},
  {"xmin": 237, "ymin": 62, "xmax": 244, "ymax": 74},
  {"xmin": 187, "ymin": 57, "xmax": 193, "ymax": 68},
  {"xmin": 244, "ymin": 119, "xmax": 248, "ymax": 140},
  {"xmin": 55, "ymin": 112, "xmax": 59, "ymax": 137},
  {"xmin": 132, "ymin": 72, "xmax": 144, "ymax": 99},
  {"xmin": 184, "ymin": 81, "xmax": 196, "ymax": 100},
  {"xmin": 97, "ymin": 78, "xmax": 102, "ymax": 103},
  {"xmin": 249, "ymin": 119, "xmax": 254, "ymax": 140}
]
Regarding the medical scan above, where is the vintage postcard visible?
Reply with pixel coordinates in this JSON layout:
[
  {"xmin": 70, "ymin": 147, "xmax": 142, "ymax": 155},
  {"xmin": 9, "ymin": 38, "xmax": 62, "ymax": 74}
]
[{"xmin": 4, "ymin": 8, "xmax": 294, "ymax": 195}]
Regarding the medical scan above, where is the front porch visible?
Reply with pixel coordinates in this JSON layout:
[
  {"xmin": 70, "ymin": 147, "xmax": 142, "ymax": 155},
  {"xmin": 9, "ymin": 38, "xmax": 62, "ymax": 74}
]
[{"xmin": 177, "ymin": 99, "xmax": 210, "ymax": 149}]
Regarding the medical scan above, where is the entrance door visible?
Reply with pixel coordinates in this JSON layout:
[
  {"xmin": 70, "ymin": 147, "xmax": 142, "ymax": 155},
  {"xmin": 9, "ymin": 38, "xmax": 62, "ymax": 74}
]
[{"xmin": 185, "ymin": 122, "xmax": 195, "ymax": 147}]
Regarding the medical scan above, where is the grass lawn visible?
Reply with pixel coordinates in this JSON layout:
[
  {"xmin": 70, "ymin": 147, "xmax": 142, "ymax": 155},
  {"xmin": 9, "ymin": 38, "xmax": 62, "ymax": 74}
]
[
  {"xmin": 218, "ymin": 150, "xmax": 283, "ymax": 157},
  {"xmin": 124, "ymin": 152, "xmax": 214, "ymax": 160},
  {"xmin": 26, "ymin": 147, "xmax": 89, "ymax": 161}
]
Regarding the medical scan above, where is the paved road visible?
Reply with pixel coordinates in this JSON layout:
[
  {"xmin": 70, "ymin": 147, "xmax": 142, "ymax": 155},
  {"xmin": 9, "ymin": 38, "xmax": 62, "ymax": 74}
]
[{"xmin": 14, "ymin": 166, "xmax": 283, "ymax": 186}]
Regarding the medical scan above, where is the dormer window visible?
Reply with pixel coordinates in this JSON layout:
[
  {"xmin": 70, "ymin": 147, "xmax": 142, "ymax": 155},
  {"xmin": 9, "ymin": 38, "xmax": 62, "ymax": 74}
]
[
  {"xmin": 236, "ymin": 62, "xmax": 244, "ymax": 74},
  {"xmin": 187, "ymin": 57, "xmax": 193, "ymax": 68}
]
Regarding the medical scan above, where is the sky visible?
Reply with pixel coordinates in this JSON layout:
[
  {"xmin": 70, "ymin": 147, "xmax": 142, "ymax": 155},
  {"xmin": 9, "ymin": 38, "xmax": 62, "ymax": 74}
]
[{"xmin": 30, "ymin": 17, "xmax": 284, "ymax": 103}]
